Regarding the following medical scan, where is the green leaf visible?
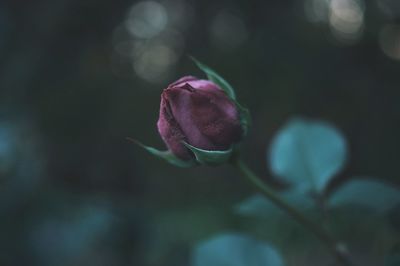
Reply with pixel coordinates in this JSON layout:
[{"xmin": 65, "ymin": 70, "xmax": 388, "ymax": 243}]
[
  {"xmin": 183, "ymin": 142, "xmax": 233, "ymax": 166},
  {"xmin": 235, "ymin": 191, "xmax": 316, "ymax": 219},
  {"xmin": 268, "ymin": 117, "xmax": 347, "ymax": 194},
  {"xmin": 128, "ymin": 138, "xmax": 196, "ymax": 168},
  {"xmin": 191, "ymin": 233, "xmax": 285, "ymax": 266},
  {"xmin": 190, "ymin": 57, "xmax": 236, "ymax": 100},
  {"xmin": 328, "ymin": 178, "xmax": 400, "ymax": 213}
]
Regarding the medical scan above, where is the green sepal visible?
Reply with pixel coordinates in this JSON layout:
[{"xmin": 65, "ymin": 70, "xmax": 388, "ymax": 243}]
[
  {"xmin": 128, "ymin": 138, "xmax": 197, "ymax": 168},
  {"xmin": 190, "ymin": 56, "xmax": 251, "ymax": 136},
  {"xmin": 183, "ymin": 142, "xmax": 234, "ymax": 166},
  {"xmin": 190, "ymin": 57, "xmax": 236, "ymax": 100},
  {"xmin": 235, "ymin": 101, "xmax": 251, "ymax": 137}
]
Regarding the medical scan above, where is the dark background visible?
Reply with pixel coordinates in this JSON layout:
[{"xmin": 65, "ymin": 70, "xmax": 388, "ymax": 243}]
[{"xmin": 0, "ymin": 0, "xmax": 399, "ymax": 265}]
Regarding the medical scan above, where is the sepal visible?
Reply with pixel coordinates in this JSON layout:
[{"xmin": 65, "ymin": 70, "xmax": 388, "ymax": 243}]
[
  {"xmin": 128, "ymin": 138, "xmax": 197, "ymax": 168},
  {"xmin": 190, "ymin": 57, "xmax": 236, "ymax": 100},
  {"xmin": 183, "ymin": 142, "xmax": 234, "ymax": 166},
  {"xmin": 191, "ymin": 57, "xmax": 251, "ymax": 137}
]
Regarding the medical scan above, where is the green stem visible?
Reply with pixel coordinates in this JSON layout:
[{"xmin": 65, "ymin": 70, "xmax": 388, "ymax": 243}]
[{"xmin": 231, "ymin": 157, "xmax": 353, "ymax": 266}]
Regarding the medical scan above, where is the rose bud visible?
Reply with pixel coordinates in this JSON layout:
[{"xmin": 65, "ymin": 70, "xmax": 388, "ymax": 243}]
[
  {"xmin": 157, "ymin": 76, "xmax": 243, "ymax": 164},
  {"xmin": 132, "ymin": 59, "xmax": 250, "ymax": 167}
]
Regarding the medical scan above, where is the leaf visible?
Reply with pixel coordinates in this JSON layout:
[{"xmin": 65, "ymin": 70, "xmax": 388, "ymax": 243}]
[
  {"xmin": 327, "ymin": 206, "xmax": 399, "ymax": 263},
  {"xmin": 30, "ymin": 205, "xmax": 114, "ymax": 266},
  {"xmin": 268, "ymin": 117, "xmax": 347, "ymax": 194},
  {"xmin": 190, "ymin": 57, "xmax": 236, "ymax": 100},
  {"xmin": 183, "ymin": 142, "xmax": 233, "ymax": 166},
  {"xmin": 328, "ymin": 179, "xmax": 400, "ymax": 213},
  {"xmin": 385, "ymin": 243, "xmax": 400, "ymax": 266},
  {"xmin": 145, "ymin": 207, "xmax": 230, "ymax": 265},
  {"xmin": 233, "ymin": 191, "xmax": 320, "ymax": 248},
  {"xmin": 191, "ymin": 233, "xmax": 285, "ymax": 266},
  {"xmin": 326, "ymin": 179, "xmax": 400, "ymax": 261},
  {"xmin": 235, "ymin": 191, "xmax": 316, "ymax": 219},
  {"xmin": 129, "ymin": 138, "xmax": 196, "ymax": 168},
  {"xmin": 386, "ymin": 253, "xmax": 400, "ymax": 266}
]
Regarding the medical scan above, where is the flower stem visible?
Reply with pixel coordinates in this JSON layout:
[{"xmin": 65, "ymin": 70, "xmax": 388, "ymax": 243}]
[{"xmin": 231, "ymin": 157, "xmax": 353, "ymax": 266}]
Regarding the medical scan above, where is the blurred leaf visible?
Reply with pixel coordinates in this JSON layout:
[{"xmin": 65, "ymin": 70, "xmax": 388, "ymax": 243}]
[
  {"xmin": 328, "ymin": 206, "xmax": 399, "ymax": 265},
  {"xmin": 325, "ymin": 179, "xmax": 400, "ymax": 264},
  {"xmin": 269, "ymin": 117, "xmax": 347, "ymax": 193},
  {"xmin": 191, "ymin": 233, "xmax": 284, "ymax": 266},
  {"xmin": 329, "ymin": 179, "xmax": 400, "ymax": 213},
  {"xmin": 30, "ymin": 205, "xmax": 115, "ymax": 266},
  {"xmin": 183, "ymin": 142, "xmax": 233, "ymax": 166},
  {"xmin": 235, "ymin": 191, "xmax": 316, "ymax": 218},
  {"xmin": 0, "ymin": 122, "xmax": 44, "ymax": 213},
  {"xmin": 146, "ymin": 206, "xmax": 231, "ymax": 265},
  {"xmin": 386, "ymin": 254, "xmax": 400, "ymax": 266},
  {"xmin": 129, "ymin": 138, "xmax": 196, "ymax": 167},
  {"xmin": 388, "ymin": 204, "xmax": 400, "ymax": 233},
  {"xmin": 385, "ymin": 243, "xmax": 400, "ymax": 266},
  {"xmin": 191, "ymin": 57, "xmax": 236, "ymax": 100},
  {"xmin": 233, "ymin": 192, "xmax": 321, "ymax": 256}
]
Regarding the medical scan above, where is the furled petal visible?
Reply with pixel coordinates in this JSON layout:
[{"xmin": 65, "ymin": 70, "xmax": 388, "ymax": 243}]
[
  {"xmin": 163, "ymin": 85, "xmax": 215, "ymax": 150},
  {"xmin": 165, "ymin": 83, "xmax": 242, "ymax": 151},
  {"xmin": 190, "ymin": 87, "xmax": 242, "ymax": 149},
  {"xmin": 172, "ymin": 76, "xmax": 221, "ymax": 93},
  {"xmin": 169, "ymin": 76, "xmax": 198, "ymax": 87},
  {"xmin": 156, "ymin": 93, "xmax": 193, "ymax": 160}
]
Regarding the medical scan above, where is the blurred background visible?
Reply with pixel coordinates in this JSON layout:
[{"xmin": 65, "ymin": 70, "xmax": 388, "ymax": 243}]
[{"xmin": 0, "ymin": 0, "xmax": 399, "ymax": 265}]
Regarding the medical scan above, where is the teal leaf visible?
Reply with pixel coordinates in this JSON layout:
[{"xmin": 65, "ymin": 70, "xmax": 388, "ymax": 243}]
[
  {"xmin": 234, "ymin": 193, "xmax": 321, "ymax": 252},
  {"xmin": 191, "ymin": 233, "xmax": 284, "ymax": 266},
  {"xmin": 128, "ymin": 138, "xmax": 196, "ymax": 168},
  {"xmin": 268, "ymin": 117, "xmax": 347, "ymax": 194},
  {"xmin": 235, "ymin": 191, "xmax": 316, "ymax": 218},
  {"xmin": 386, "ymin": 253, "xmax": 400, "ymax": 266},
  {"xmin": 385, "ymin": 244, "xmax": 400, "ymax": 266},
  {"xmin": 190, "ymin": 57, "xmax": 236, "ymax": 100},
  {"xmin": 183, "ymin": 142, "xmax": 233, "ymax": 166},
  {"xmin": 329, "ymin": 179, "xmax": 400, "ymax": 213},
  {"xmin": 30, "ymin": 205, "xmax": 114, "ymax": 265}
]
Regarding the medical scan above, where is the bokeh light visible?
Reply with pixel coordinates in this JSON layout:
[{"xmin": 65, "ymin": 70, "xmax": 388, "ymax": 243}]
[
  {"xmin": 0, "ymin": 124, "xmax": 17, "ymax": 177},
  {"xmin": 304, "ymin": 0, "xmax": 365, "ymax": 44},
  {"xmin": 377, "ymin": 0, "xmax": 400, "ymax": 19},
  {"xmin": 209, "ymin": 10, "xmax": 248, "ymax": 52},
  {"xmin": 379, "ymin": 24, "xmax": 400, "ymax": 60},
  {"xmin": 112, "ymin": 0, "xmax": 193, "ymax": 84},
  {"xmin": 304, "ymin": 0, "xmax": 330, "ymax": 23},
  {"xmin": 132, "ymin": 40, "xmax": 179, "ymax": 82},
  {"xmin": 125, "ymin": 1, "xmax": 168, "ymax": 39},
  {"xmin": 329, "ymin": 0, "xmax": 364, "ymax": 43},
  {"xmin": 0, "ymin": 120, "xmax": 44, "ymax": 213}
]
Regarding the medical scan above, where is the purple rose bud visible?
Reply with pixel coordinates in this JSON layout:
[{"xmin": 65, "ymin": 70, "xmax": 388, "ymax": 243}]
[{"xmin": 157, "ymin": 76, "xmax": 243, "ymax": 161}]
